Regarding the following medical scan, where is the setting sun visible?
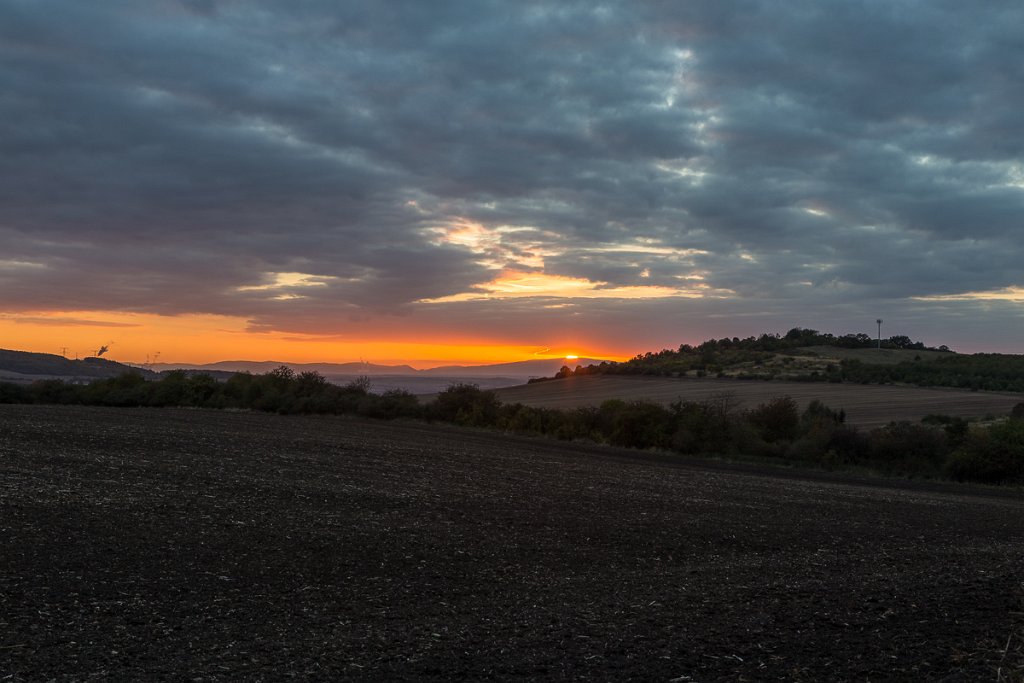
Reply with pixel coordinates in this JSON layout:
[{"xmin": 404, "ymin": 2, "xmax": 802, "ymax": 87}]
[{"xmin": 0, "ymin": 310, "xmax": 633, "ymax": 368}]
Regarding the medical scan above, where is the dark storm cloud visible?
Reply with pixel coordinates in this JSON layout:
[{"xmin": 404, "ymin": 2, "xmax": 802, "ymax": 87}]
[{"xmin": 1, "ymin": 0, "xmax": 1022, "ymax": 349}]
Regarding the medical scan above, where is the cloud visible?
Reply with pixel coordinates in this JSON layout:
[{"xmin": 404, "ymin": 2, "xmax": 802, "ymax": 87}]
[
  {"xmin": 1, "ymin": 0, "xmax": 1022, "ymax": 352},
  {"xmin": 3, "ymin": 315, "xmax": 140, "ymax": 328},
  {"xmin": 417, "ymin": 269, "xmax": 725, "ymax": 303}
]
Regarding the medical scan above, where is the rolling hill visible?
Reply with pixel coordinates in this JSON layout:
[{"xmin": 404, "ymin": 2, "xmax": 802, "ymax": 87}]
[
  {"xmin": 0, "ymin": 348, "xmax": 608, "ymax": 392},
  {"xmin": 150, "ymin": 357, "xmax": 608, "ymax": 379},
  {"xmin": 150, "ymin": 360, "xmax": 418, "ymax": 376},
  {"xmin": 0, "ymin": 349, "xmax": 156, "ymax": 383}
]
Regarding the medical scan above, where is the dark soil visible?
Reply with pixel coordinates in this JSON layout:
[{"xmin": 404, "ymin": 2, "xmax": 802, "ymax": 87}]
[{"xmin": 2, "ymin": 405, "xmax": 1022, "ymax": 681}]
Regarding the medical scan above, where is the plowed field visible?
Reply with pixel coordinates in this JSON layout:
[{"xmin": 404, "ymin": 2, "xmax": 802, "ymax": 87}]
[
  {"xmin": 494, "ymin": 376, "xmax": 1022, "ymax": 429},
  {"xmin": 2, "ymin": 405, "xmax": 1022, "ymax": 681}
]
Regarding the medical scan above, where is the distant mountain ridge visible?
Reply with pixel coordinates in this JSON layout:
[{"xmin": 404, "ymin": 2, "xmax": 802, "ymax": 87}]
[
  {"xmin": 151, "ymin": 357, "xmax": 609, "ymax": 378},
  {"xmin": 420, "ymin": 358, "xmax": 608, "ymax": 377},
  {"xmin": 149, "ymin": 360, "xmax": 418, "ymax": 376},
  {"xmin": 0, "ymin": 348, "xmax": 611, "ymax": 384}
]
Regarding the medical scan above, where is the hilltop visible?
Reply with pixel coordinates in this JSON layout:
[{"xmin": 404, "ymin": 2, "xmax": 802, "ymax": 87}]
[
  {"xmin": 0, "ymin": 348, "xmax": 157, "ymax": 384},
  {"xmin": 550, "ymin": 328, "xmax": 1024, "ymax": 393}
]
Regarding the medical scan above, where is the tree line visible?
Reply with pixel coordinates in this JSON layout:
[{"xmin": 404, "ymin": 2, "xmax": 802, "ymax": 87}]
[{"xmin": 1, "ymin": 367, "xmax": 1022, "ymax": 486}]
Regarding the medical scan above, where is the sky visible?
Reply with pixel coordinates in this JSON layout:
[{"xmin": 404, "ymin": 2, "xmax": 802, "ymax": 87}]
[{"xmin": 1, "ymin": 0, "xmax": 1023, "ymax": 367}]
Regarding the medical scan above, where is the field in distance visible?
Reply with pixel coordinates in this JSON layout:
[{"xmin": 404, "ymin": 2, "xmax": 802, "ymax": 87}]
[
  {"xmin": 493, "ymin": 375, "xmax": 1022, "ymax": 429},
  {"xmin": 793, "ymin": 345, "xmax": 953, "ymax": 365}
]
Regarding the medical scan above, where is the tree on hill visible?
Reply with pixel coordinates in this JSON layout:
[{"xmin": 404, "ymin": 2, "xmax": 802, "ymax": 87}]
[{"xmin": 547, "ymin": 327, "xmax": 1011, "ymax": 391}]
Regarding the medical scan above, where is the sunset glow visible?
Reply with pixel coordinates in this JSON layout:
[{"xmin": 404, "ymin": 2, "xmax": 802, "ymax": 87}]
[
  {"xmin": 2, "ymin": 2, "xmax": 1023, "ymax": 367},
  {"xmin": 0, "ymin": 311, "xmax": 625, "ymax": 367},
  {"xmin": 914, "ymin": 287, "xmax": 1024, "ymax": 303},
  {"xmin": 419, "ymin": 270, "xmax": 725, "ymax": 303}
]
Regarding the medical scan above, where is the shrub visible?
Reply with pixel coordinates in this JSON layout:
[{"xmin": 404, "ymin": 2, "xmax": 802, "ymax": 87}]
[
  {"xmin": 185, "ymin": 373, "xmax": 219, "ymax": 406},
  {"xmin": 0, "ymin": 382, "xmax": 29, "ymax": 403},
  {"xmin": 29, "ymin": 379, "xmax": 81, "ymax": 405},
  {"xmin": 295, "ymin": 371, "xmax": 330, "ymax": 395},
  {"xmin": 83, "ymin": 372, "xmax": 149, "ymax": 407},
  {"xmin": 746, "ymin": 396, "xmax": 799, "ymax": 443},
  {"xmin": 945, "ymin": 420, "xmax": 1024, "ymax": 485},
  {"xmin": 669, "ymin": 395, "xmax": 740, "ymax": 455},
  {"xmin": 787, "ymin": 427, "xmax": 833, "ymax": 463},
  {"xmin": 252, "ymin": 387, "xmax": 287, "ymax": 413},
  {"xmin": 345, "ymin": 375, "xmax": 372, "ymax": 393},
  {"xmin": 499, "ymin": 403, "xmax": 564, "ymax": 436},
  {"xmin": 597, "ymin": 399, "xmax": 673, "ymax": 449},
  {"xmin": 867, "ymin": 421, "xmax": 948, "ymax": 476},
  {"xmin": 150, "ymin": 370, "xmax": 189, "ymax": 406},
  {"xmin": 358, "ymin": 389, "xmax": 421, "ymax": 420},
  {"xmin": 826, "ymin": 425, "xmax": 870, "ymax": 464},
  {"xmin": 560, "ymin": 406, "xmax": 602, "ymax": 441},
  {"xmin": 222, "ymin": 372, "xmax": 255, "ymax": 407},
  {"xmin": 380, "ymin": 389, "xmax": 421, "ymax": 419},
  {"xmin": 802, "ymin": 400, "xmax": 845, "ymax": 429},
  {"xmin": 429, "ymin": 383, "xmax": 500, "ymax": 426},
  {"xmin": 266, "ymin": 366, "xmax": 295, "ymax": 391}
]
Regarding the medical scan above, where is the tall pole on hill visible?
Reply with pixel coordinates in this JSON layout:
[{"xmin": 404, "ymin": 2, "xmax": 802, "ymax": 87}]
[{"xmin": 876, "ymin": 319, "xmax": 883, "ymax": 349}]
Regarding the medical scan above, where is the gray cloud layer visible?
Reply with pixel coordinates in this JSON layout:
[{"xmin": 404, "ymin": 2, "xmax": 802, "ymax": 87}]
[{"xmin": 2, "ymin": 0, "xmax": 1022, "ymax": 350}]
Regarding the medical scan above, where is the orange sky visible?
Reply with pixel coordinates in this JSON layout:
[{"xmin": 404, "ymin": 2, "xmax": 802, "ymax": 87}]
[
  {"xmin": 4, "ymin": 3, "xmax": 1024, "ymax": 374},
  {"xmin": 0, "ymin": 310, "xmax": 628, "ymax": 368}
]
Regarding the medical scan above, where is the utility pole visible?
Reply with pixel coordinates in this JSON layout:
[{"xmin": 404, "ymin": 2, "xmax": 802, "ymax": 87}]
[
  {"xmin": 876, "ymin": 319, "xmax": 883, "ymax": 350},
  {"xmin": 60, "ymin": 347, "xmax": 68, "ymax": 358}
]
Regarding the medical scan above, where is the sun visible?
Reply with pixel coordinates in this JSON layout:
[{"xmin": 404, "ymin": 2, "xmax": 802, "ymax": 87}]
[{"xmin": 565, "ymin": 354, "xmax": 579, "ymax": 361}]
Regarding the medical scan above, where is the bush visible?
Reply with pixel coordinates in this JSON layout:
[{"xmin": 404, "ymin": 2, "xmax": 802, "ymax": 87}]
[
  {"xmin": 0, "ymin": 382, "xmax": 30, "ymax": 403},
  {"xmin": 345, "ymin": 375, "xmax": 372, "ymax": 393},
  {"xmin": 83, "ymin": 372, "xmax": 149, "ymax": 407},
  {"xmin": 358, "ymin": 389, "xmax": 421, "ymax": 420},
  {"xmin": 597, "ymin": 399, "xmax": 673, "ymax": 449},
  {"xmin": 150, "ymin": 370, "xmax": 189, "ymax": 406},
  {"xmin": 29, "ymin": 379, "xmax": 81, "ymax": 405},
  {"xmin": 867, "ymin": 422, "xmax": 948, "ymax": 477},
  {"xmin": 499, "ymin": 403, "xmax": 564, "ymax": 436},
  {"xmin": 185, "ymin": 373, "xmax": 219, "ymax": 407},
  {"xmin": 252, "ymin": 387, "xmax": 287, "ymax": 413},
  {"xmin": 669, "ymin": 395, "xmax": 740, "ymax": 455},
  {"xmin": 826, "ymin": 425, "xmax": 870, "ymax": 464},
  {"xmin": 945, "ymin": 420, "xmax": 1024, "ymax": 485},
  {"xmin": 802, "ymin": 400, "xmax": 845, "ymax": 429},
  {"xmin": 429, "ymin": 383, "xmax": 500, "ymax": 426},
  {"xmin": 222, "ymin": 372, "xmax": 254, "ymax": 407},
  {"xmin": 746, "ymin": 396, "xmax": 799, "ymax": 443}
]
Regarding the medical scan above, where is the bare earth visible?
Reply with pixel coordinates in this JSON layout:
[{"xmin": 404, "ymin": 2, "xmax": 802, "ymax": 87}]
[
  {"xmin": 494, "ymin": 376, "xmax": 1023, "ymax": 429},
  {"xmin": 2, "ymin": 405, "xmax": 1023, "ymax": 681}
]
